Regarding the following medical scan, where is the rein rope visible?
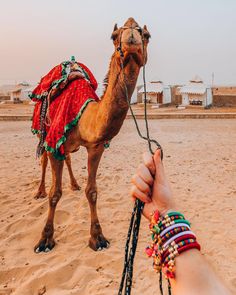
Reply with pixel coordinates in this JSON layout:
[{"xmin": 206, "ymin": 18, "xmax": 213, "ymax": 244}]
[{"xmin": 117, "ymin": 26, "xmax": 165, "ymax": 295}]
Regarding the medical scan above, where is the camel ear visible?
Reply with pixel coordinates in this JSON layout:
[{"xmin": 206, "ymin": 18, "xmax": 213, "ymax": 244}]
[
  {"xmin": 111, "ymin": 23, "xmax": 119, "ymax": 40},
  {"xmin": 113, "ymin": 23, "xmax": 118, "ymax": 32},
  {"xmin": 143, "ymin": 25, "xmax": 151, "ymax": 39}
]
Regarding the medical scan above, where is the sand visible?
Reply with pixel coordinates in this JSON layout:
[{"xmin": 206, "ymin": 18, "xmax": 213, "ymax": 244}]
[{"xmin": 0, "ymin": 119, "xmax": 236, "ymax": 295}]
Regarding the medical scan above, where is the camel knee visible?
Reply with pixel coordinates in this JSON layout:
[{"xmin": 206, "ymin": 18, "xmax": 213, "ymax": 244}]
[
  {"xmin": 85, "ymin": 186, "xmax": 97, "ymax": 204},
  {"xmin": 49, "ymin": 190, "xmax": 62, "ymax": 207},
  {"xmin": 41, "ymin": 152, "xmax": 48, "ymax": 166}
]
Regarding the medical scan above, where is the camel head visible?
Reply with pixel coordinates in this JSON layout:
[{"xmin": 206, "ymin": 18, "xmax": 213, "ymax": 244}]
[{"xmin": 111, "ymin": 17, "xmax": 150, "ymax": 68}]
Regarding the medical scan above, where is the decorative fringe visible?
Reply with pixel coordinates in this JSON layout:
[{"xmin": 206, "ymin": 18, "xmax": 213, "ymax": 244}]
[{"xmin": 36, "ymin": 96, "xmax": 48, "ymax": 158}]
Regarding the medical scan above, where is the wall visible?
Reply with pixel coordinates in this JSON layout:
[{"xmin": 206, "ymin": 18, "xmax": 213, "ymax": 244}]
[
  {"xmin": 213, "ymin": 95, "xmax": 236, "ymax": 107},
  {"xmin": 213, "ymin": 86, "xmax": 236, "ymax": 96},
  {"xmin": 142, "ymin": 93, "xmax": 157, "ymax": 103},
  {"xmin": 136, "ymin": 85, "xmax": 143, "ymax": 103},
  {"xmin": 170, "ymin": 85, "xmax": 182, "ymax": 105},
  {"xmin": 0, "ymin": 95, "xmax": 10, "ymax": 101}
]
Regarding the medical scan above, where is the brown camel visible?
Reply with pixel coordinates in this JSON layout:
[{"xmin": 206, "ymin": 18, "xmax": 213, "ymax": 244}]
[{"xmin": 34, "ymin": 17, "xmax": 151, "ymax": 253}]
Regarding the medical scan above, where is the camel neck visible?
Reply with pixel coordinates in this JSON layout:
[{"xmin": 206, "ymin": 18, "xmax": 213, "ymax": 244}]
[{"xmin": 96, "ymin": 55, "xmax": 140, "ymax": 140}]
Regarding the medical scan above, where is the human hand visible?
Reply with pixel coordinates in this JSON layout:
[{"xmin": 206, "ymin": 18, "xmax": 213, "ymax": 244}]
[{"xmin": 130, "ymin": 149, "xmax": 175, "ymax": 220}]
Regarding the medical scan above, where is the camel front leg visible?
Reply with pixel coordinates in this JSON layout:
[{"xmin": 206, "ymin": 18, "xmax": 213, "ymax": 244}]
[
  {"xmin": 86, "ymin": 145, "xmax": 109, "ymax": 251},
  {"xmin": 65, "ymin": 153, "xmax": 81, "ymax": 191},
  {"xmin": 34, "ymin": 154, "xmax": 64, "ymax": 253},
  {"xmin": 34, "ymin": 151, "xmax": 48, "ymax": 199}
]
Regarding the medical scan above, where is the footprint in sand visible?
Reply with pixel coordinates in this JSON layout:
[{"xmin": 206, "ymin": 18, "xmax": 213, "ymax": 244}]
[
  {"xmin": 27, "ymin": 203, "xmax": 47, "ymax": 218},
  {"xmin": 54, "ymin": 210, "xmax": 71, "ymax": 225},
  {"xmin": 4, "ymin": 218, "xmax": 35, "ymax": 235}
]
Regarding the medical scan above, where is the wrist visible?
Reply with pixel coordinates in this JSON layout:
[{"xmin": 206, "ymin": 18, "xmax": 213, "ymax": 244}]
[{"xmin": 160, "ymin": 208, "xmax": 177, "ymax": 217}]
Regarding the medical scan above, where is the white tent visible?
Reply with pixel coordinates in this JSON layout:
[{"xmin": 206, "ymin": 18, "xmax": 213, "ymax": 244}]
[
  {"xmin": 138, "ymin": 81, "xmax": 171, "ymax": 104},
  {"xmin": 179, "ymin": 76, "xmax": 212, "ymax": 106}
]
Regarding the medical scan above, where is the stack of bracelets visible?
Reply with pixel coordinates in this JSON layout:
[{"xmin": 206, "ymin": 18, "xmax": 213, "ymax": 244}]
[{"xmin": 145, "ymin": 210, "xmax": 201, "ymax": 280}]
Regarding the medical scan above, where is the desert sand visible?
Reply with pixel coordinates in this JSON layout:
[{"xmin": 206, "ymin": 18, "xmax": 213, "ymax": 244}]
[{"xmin": 0, "ymin": 119, "xmax": 236, "ymax": 295}]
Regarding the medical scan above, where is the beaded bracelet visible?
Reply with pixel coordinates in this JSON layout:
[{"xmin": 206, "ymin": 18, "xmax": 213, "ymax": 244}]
[
  {"xmin": 162, "ymin": 230, "xmax": 195, "ymax": 251},
  {"xmin": 150, "ymin": 211, "xmax": 191, "ymax": 235},
  {"xmin": 158, "ymin": 212, "xmax": 185, "ymax": 226},
  {"xmin": 160, "ymin": 225, "xmax": 190, "ymax": 245},
  {"xmin": 160, "ymin": 222, "xmax": 191, "ymax": 237},
  {"xmin": 162, "ymin": 236, "xmax": 196, "ymax": 263},
  {"xmin": 158, "ymin": 219, "xmax": 191, "ymax": 233},
  {"xmin": 163, "ymin": 242, "xmax": 201, "ymax": 278},
  {"xmin": 146, "ymin": 210, "xmax": 201, "ymax": 280}
]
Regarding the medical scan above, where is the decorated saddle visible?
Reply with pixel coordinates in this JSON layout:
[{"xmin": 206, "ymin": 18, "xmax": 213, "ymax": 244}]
[{"xmin": 30, "ymin": 58, "xmax": 100, "ymax": 160}]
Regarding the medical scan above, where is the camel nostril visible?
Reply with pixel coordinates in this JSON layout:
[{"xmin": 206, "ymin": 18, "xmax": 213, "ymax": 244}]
[{"xmin": 128, "ymin": 36, "xmax": 136, "ymax": 44}]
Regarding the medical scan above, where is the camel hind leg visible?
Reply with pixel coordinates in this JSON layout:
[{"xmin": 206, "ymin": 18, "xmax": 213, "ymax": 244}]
[
  {"xmin": 34, "ymin": 154, "xmax": 64, "ymax": 253},
  {"xmin": 34, "ymin": 151, "xmax": 48, "ymax": 199},
  {"xmin": 65, "ymin": 154, "xmax": 81, "ymax": 191},
  {"xmin": 86, "ymin": 144, "xmax": 109, "ymax": 251}
]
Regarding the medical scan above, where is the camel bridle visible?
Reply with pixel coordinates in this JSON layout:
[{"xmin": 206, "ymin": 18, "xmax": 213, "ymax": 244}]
[
  {"xmin": 116, "ymin": 25, "xmax": 144, "ymax": 58},
  {"xmin": 117, "ymin": 26, "xmax": 167, "ymax": 295}
]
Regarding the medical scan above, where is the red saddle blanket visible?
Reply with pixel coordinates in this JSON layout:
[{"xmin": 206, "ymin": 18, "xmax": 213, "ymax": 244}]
[{"xmin": 30, "ymin": 61, "xmax": 99, "ymax": 160}]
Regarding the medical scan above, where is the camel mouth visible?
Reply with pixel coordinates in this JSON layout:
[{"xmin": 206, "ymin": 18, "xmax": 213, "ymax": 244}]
[{"xmin": 122, "ymin": 49, "xmax": 143, "ymax": 67}]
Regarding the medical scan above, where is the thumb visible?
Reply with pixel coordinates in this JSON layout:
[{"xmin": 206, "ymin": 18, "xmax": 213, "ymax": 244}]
[
  {"xmin": 153, "ymin": 149, "xmax": 162, "ymax": 165},
  {"xmin": 153, "ymin": 149, "xmax": 166, "ymax": 183}
]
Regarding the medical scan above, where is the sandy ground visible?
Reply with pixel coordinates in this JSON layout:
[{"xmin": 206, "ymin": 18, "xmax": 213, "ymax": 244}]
[
  {"xmin": 1, "ymin": 103, "xmax": 236, "ymax": 117},
  {"xmin": 0, "ymin": 119, "xmax": 236, "ymax": 295}
]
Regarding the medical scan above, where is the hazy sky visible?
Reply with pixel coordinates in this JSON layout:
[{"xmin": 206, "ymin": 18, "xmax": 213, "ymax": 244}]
[{"xmin": 0, "ymin": 0, "xmax": 236, "ymax": 86}]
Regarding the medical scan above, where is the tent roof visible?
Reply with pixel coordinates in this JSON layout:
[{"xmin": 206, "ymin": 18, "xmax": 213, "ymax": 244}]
[
  {"xmin": 189, "ymin": 75, "xmax": 203, "ymax": 83},
  {"xmin": 179, "ymin": 84, "xmax": 206, "ymax": 94},
  {"xmin": 179, "ymin": 75, "xmax": 206, "ymax": 94},
  {"xmin": 138, "ymin": 82, "xmax": 164, "ymax": 94}
]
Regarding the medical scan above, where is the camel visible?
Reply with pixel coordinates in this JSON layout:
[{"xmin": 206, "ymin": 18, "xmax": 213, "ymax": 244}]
[{"xmin": 34, "ymin": 17, "xmax": 151, "ymax": 253}]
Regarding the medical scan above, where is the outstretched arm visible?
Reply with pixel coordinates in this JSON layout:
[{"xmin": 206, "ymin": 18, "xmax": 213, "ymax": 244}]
[{"xmin": 130, "ymin": 150, "xmax": 231, "ymax": 295}]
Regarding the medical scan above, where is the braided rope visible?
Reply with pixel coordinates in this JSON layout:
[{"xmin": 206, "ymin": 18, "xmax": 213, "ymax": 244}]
[{"xmin": 118, "ymin": 41, "xmax": 165, "ymax": 294}]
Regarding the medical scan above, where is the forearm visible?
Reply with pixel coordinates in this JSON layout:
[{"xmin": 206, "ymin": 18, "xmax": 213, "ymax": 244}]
[{"xmin": 170, "ymin": 249, "xmax": 231, "ymax": 295}]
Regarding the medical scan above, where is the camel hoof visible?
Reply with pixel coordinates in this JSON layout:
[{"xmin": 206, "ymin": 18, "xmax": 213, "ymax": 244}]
[
  {"xmin": 89, "ymin": 235, "xmax": 110, "ymax": 251},
  {"xmin": 34, "ymin": 191, "xmax": 47, "ymax": 200},
  {"xmin": 70, "ymin": 183, "xmax": 81, "ymax": 191},
  {"xmin": 34, "ymin": 238, "xmax": 55, "ymax": 253}
]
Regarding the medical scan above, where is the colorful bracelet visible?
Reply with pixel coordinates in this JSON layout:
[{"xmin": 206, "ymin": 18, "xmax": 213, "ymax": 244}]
[
  {"xmin": 150, "ymin": 211, "xmax": 188, "ymax": 234},
  {"xmin": 163, "ymin": 242, "xmax": 201, "ymax": 278},
  {"xmin": 158, "ymin": 219, "xmax": 191, "ymax": 232},
  {"xmin": 162, "ymin": 236, "xmax": 196, "ymax": 263},
  {"xmin": 162, "ymin": 230, "xmax": 195, "ymax": 251},
  {"xmin": 160, "ymin": 222, "xmax": 191, "ymax": 237},
  {"xmin": 160, "ymin": 226, "xmax": 190, "ymax": 245},
  {"xmin": 146, "ymin": 210, "xmax": 201, "ymax": 280}
]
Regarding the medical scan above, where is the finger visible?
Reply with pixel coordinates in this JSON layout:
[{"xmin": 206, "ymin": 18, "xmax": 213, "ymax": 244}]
[
  {"xmin": 143, "ymin": 152, "xmax": 156, "ymax": 176},
  {"xmin": 137, "ymin": 163, "xmax": 154, "ymax": 185},
  {"xmin": 131, "ymin": 174, "xmax": 151, "ymax": 195},
  {"xmin": 130, "ymin": 185, "xmax": 151, "ymax": 203}
]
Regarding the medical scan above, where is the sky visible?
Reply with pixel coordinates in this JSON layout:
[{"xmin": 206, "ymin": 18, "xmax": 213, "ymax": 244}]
[{"xmin": 0, "ymin": 0, "xmax": 236, "ymax": 86}]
